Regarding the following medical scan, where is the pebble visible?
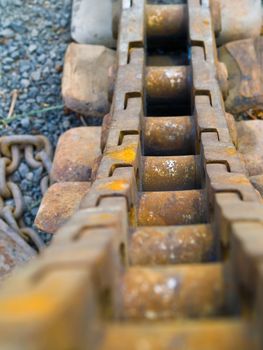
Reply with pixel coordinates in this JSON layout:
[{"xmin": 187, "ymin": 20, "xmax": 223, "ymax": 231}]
[
  {"xmin": 13, "ymin": 0, "xmax": 22, "ymax": 5},
  {"xmin": 29, "ymin": 86, "xmax": 38, "ymax": 97},
  {"xmin": 38, "ymin": 54, "xmax": 46, "ymax": 63},
  {"xmin": 9, "ymin": 22, "xmax": 26, "ymax": 34},
  {"xmin": 0, "ymin": 28, "xmax": 14, "ymax": 38},
  {"xmin": 5, "ymin": 199, "xmax": 14, "ymax": 207},
  {"xmin": 4, "ymin": 56, "xmax": 13, "ymax": 63},
  {"xmin": 0, "ymin": 0, "xmax": 86, "ymax": 244},
  {"xmin": 21, "ymin": 79, "xmax": 30, "ymax": 88},
  {"xmin": 24, "ymin": 196, "xmax": 32, "ymax": 207},
  {"xmin": 20, "ymin": 117, "xmax": 30, "ymax": 128},
  {"xmin": 31, "ymin": 28, "xmax": 38, "ymax": 37},
  {"xmin": 28, "ymin": 44, "xmax": 37, "ymax": 53},
  {"xmin": 20, "ymin": 179, "xmax": 29, "ymax": 192},
  {"xmin": 31, "ymin": 70, "xmax": 41, "ymax": 81},
  {"xmin": 20, "ymin": 61, "xmax": 31, "ymax": 73},
  {"xmin": 26, "ymin": 172, "xmax": 34, "ymax": 181},
  {"xmin": 11, "ymin": 172, "xmax": 21, "ymax": 183},
  {"xmin": 18, "ymin": 163, "xmax": 30, "ymax": 177},
  {"xmin": 0, "ymin": 0, "xmax": 8, "ymax": 6},
  {"xmin": 31, "ymin": 207, "xmax": 38, "ymax": 216},
  {"xmin": 10, "ymin": 50, "xmax": 20, "ymax": 59},
  {"xmin": 42, "ymin": 66, "xmax": 50, "ymax": 75}
]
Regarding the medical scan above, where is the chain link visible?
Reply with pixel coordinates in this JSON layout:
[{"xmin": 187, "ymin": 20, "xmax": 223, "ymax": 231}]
[{"xmin": 0, "ymin": 135, "xmax": 52, "ymax": 252}]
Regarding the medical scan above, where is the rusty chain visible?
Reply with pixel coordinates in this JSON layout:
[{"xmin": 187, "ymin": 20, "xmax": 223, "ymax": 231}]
[{"xmin": 0, "ymin": 135, "xmax": 52, "ymax": 252}]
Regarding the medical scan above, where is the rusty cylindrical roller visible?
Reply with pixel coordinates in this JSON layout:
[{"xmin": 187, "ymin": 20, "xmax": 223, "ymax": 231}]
[
  {"xmin": 145, "ymin": 66, "xmax": 191, "ymax": 104},
  {"xmin": 142, "ymin": 155, "xmax": 201, "ymax": 191},
  {"xmin": 114, "ymin": 1, "xmax": 262, "ymax": 45},
  {"xmin": 137, "ymin": 190, "xmax": 207, "ymax": 226},
  {"xmin": 129, "ymin": 224, "xmax": 214, "ymax": 265},
  {"xmin": 113, "ymin": 4, "xmax": 188, "ymax": 41},
  {"xmin": 146, "ymin": 4, "xmax": 188, "ymax": 40},
  {"xmin": 119, "ymin": 264, "xmax": 225, "ymax": 320},
  {"xmin": 143, "ymin": 116, "xmax": 195, "ymax": 156}
]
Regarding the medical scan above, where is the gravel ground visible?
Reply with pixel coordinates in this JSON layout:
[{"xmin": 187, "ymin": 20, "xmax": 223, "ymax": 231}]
[{"xmin": 0, "ymin": 0, "xmax": 82, "ymax": 242}]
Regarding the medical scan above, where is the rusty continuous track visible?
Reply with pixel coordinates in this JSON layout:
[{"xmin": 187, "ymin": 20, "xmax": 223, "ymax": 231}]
[{"xmin": 0, "ymin": 1, "xmax": 263, "ymax": 349}]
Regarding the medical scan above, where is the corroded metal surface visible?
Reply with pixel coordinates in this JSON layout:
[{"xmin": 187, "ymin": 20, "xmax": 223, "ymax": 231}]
[
  {"xmin": 138, "ymin": 190, "xmax": 207, "ymax": 226},
  {"xmin": 0, "ymin": 0, "xmax": 262, "ymax": 349},
  {"xmin": 35, "ymin": 182, "xmax": 91, "ymax": 234},
  {"xmin": 129, "ymin": 224, "xmax": 214, "ymax": 265},
  {"xmin": 119, "ymin": 264, "xmax": 225, "ymax": 320},
  {"xmin": 146, "ymin": 66, "xmax": 191, "ymax": 105},
  {"xmin": 51, "ymin": 127, "xmax": 102, "ymax": 182},
  {"xmin": 146, "ymin": 4, "xmax": 188, "ymax": 40},
  {"xmin": 0, "ymin": 222, "xmax": 36, "ymax": 279},
  {"xmin": 101, "ymin": 320, "xmax": 258, "ymax": 350},
  {"xmin": 144, "ymin": 116, "xmax": 195, "ymax": 156},
  {"xmin": 142, "ymin": 155, "xmax": 201, "ymax": 191}
]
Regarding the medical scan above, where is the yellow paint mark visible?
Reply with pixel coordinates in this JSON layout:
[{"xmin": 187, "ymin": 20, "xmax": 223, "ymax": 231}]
[
  {"xmin": 98, "ymin": 180, "xmax": 129, "ymax": 191},
  {"xmin": 106, "ymin": 144, "xmax": 137, "ymax": 163},
  {"xmin": 0, "ymin": 294, "xmax": 55, "ymax": 319},
  {"xmin": 226, "ymin": 147, "xmax": 236, "ymax": 156}
]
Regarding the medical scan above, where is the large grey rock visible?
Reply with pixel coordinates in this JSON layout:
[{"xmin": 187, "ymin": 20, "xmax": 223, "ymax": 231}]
[
  {"xmin": 216, "ymin": 0, "xmax": 262, "ymax": 45},
  {"xmin": 218, "ymin": 37, "xmax": 263, "ymax": 115},
  {"xmin": 71, "ymin": 0, "xmax": 116, "ymax": 48},
  {"xmin": 62, "ymin": 43, "xmax": 115, "ymax": 118},
  {"xmin": 237, "ymin": 120, "xmax": 263, "ymax": 176}
]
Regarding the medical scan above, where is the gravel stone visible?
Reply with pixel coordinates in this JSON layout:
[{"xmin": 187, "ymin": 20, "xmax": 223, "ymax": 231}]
[
  {"xmin": 24, "ymin": 196, "xmax": 32, "ymax": 207},
  {"xmin": 26, "ymin": 172, "xmax": 34, "ymax": 181},
  {"xmin": 28, "ymin": 44, "xmax": 37, "ymax": 53},
  {"xmin": 11, "ymin": 172, "xmax": 21, "ymax": 183},
  {"xmin": 0, "ymin": 0, "xmax": 93, "ymax": 245},
  {"xmin": 31, "ymin": 28, "xmax": 38, "ymax": 37},
  {"xmin": 31, "ymin": 70, "xmax": 41, "ymax": 81},
  {"xmin": 31, "ymin": 207, "xmax": 38, "ymax": 217},
  {"xmin": 0, "ymin": 28, "xmax": 15, "ymax": 38},
  {"xmin": 10, "ymin": 50, "xmax": 20, "ymax": 59},
  {"xmin": 21, "ymin": 79, "xmax": 30, "ymax": 88},
  {"xmin": 9, "ymin": 22, "xmax": 27, "ymax": 34},
  {"xmin": 0, "ymin": 0, "xmax": 8, "ymax": 6},
  {"xmin": 20, "ymin": 179, "xmax": 29, "ymax": 192},
  {"xmin": 18, "ymin": 163, "xmax": 30, "ymax": 177},
  {"xmin": 20, "ymin": 117, "xmax": 30, "ymax": 128}
]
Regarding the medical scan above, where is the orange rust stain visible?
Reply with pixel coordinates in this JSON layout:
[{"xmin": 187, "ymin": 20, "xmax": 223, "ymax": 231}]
[
  {"xmin": 129, "ymin": 206, "xmax": 136, "ymax": 227},
  {"xmin": 98, "ymin": 180, "xmax": 129, "ymax": 191},
  {"xmin": 0, "ymin": 294, "xmax": 54, "ymax": 319},
  {"xmin": 106, "ymin": 144, "xmax": 137, "ymax": 163},
  {"xmin": 228, "ymin": 177, "xmax": 248, "ymax": 185}
]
